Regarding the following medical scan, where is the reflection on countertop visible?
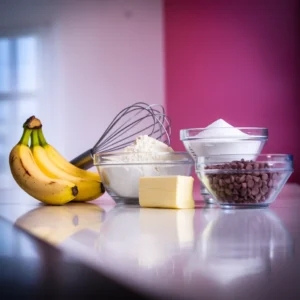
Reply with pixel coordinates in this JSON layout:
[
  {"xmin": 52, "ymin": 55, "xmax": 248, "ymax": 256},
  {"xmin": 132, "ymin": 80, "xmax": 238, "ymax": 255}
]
[
  {"xmin": 1, "ymin": 184, "xmax": 300, "ymax": 299},
  {"xmin": 185, "ymin": 208, "xmax": 294, "ymax": 285},
  {"xmin": 15, "ymin": 203, "xmax": 105, "ymax": 246},
  {"xmin": 96, "ymin": 206, "xmax": 195, "ymax": 272}
]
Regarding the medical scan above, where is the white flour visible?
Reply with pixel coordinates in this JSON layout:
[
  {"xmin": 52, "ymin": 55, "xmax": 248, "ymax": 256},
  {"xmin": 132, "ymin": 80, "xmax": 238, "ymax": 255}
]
[
  {"xmin": 102, "ymin": 136, "xmax": 175, "ymax": 198},
  {"xmin": 121, "ymin": 135, "xmax": 174, "ymax": 162}
]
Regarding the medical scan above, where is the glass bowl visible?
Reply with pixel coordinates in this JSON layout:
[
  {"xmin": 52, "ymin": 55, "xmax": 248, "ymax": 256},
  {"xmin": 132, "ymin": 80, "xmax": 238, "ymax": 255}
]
[
  {"xmin": 196, "ymin": 154, "xmax": 293, "ymax": 208},
  {"xmin": 94, "ymin": 152, "xmax": 194, "ymax": 205},
  {"xmin": 180, "ymin": 127, "xmax": 268, "ymax": 203},
  {"xmin": 180, "ymin": 127, "xmax": 268, "ymax": 160}
]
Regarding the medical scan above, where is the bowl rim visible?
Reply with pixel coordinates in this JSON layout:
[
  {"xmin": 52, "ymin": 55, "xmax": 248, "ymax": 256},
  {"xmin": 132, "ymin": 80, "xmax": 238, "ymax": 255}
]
[
  {"xmin": 93, "ymin": 151, "xmax": 194, "ymax": 166},
  {"xmin": 181, "ymin": 127, "xmax": 268, "ymax": 131},
  {"xmin": 195, "ymin": 153, "xmax": 294, "ymax": 172},
  {"xmin": 180, "ymin": 127, "xmax": 268, "ymax": 140},
  {"xmin": 196, "ymin": 153, "xmax": 293, "ymax": 159}
]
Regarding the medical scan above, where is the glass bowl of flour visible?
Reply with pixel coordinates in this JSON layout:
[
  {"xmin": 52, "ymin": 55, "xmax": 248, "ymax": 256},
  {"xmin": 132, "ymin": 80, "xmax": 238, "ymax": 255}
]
[
  {"xmin": 93, "ymin": 136, "xmax": 194, "ymax": 205},
  {"xmin": 180, "ymin": 119, "xmax": 268, "ymax": 203}
]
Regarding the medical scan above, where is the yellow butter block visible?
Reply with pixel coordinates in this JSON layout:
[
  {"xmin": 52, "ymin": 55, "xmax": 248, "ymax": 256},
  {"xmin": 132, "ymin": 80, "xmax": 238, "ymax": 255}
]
[{"xmin": 139, "ymin": 176, "xmax": 195, "ymax": 209}]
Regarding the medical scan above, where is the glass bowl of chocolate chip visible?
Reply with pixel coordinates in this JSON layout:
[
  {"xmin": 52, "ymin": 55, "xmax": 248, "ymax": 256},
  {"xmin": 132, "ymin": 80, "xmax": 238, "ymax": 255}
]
[{"xmin": 196, "ymin": 154, "xmax": 293, "ymax": 208}]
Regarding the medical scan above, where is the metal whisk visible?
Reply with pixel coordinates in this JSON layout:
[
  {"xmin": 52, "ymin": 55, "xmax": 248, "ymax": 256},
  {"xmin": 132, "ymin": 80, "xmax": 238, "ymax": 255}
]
[{"xmin": 70, "ymin": 102, "xmax": 172, "ymax": 170}]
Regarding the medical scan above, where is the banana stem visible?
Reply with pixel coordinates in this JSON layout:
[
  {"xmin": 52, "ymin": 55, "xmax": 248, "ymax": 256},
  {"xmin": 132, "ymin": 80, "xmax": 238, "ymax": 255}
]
[
  {"xmin": 37, "ymin": 128, "xmax": 48, "ymax": 146},
  {"xmin": 31, "ymin": 130, "xmax": 40, "ymax": 147},
  {"xmin": 19, "ymin": 128, "xmax": 32, "ymax": 146}
]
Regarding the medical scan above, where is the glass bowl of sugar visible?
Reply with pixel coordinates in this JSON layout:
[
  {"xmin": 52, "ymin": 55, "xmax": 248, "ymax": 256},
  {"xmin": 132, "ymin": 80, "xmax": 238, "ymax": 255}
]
[
  {"xmin": 93, "ymin": 152, "xmax": 194, "ymax": 205},
  {"xmin": 180, "ymin": 119, "xmax": 268, "ymax": 203}
]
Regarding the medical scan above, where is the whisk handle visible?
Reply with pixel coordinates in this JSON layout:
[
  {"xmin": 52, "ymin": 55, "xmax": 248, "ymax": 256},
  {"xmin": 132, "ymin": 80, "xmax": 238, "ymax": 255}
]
[{"xmin": 70, "ymin": 149, "xmax": 94, "ymax": 170}]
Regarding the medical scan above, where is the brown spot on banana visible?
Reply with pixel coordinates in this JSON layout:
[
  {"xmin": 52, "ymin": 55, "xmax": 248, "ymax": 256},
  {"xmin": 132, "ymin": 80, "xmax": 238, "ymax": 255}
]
[
  {"xmin": 72, "ymin": 186, "xmax": 78, "ymax": 196},
  {"xmin": 9, "ymin": 154, "xmax": 17, "ymax": 165},
  {"xmin": 100, "ymin": 182, "xmax": 105, "ymax": 194},
  {"xmin": 19, "ymin": 160, "xmax": 31, "ymax": 176}
]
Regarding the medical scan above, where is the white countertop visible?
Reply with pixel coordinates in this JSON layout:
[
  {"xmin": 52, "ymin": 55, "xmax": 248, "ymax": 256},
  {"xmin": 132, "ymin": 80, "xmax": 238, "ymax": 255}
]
[{"xmin": 1, "ymin": 184, "xmax": 300, "ymax": 299}]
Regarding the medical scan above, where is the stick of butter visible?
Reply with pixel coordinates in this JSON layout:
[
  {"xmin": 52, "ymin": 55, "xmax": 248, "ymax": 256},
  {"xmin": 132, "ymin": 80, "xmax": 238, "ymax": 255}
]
[{"xmin": 139, "ymin": 176, "xmax": 195, "ymax": 209}]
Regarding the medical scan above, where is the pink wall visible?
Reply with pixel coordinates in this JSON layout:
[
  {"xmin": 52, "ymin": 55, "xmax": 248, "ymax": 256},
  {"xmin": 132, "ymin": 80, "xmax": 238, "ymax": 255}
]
[{"xmin": 164, "ymin": 0, "xmax": 300, "ymax": 183}]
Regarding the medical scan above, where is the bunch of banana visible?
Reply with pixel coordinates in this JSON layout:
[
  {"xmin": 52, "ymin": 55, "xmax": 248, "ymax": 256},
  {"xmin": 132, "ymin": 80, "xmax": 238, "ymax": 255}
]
[{"xmin": 9, "ymin": 116, "xmax": 105, "ymax": 205}]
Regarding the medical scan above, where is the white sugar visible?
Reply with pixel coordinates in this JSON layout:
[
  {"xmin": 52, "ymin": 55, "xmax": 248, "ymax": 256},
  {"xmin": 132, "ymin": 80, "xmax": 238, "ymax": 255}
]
[
  {"xmin": 196, "ymin": 119, "xmax": 248, "ymax": 139},
  {"xmin": 183, "ymin": 119, "xmax": 263, "ymax": 161}
]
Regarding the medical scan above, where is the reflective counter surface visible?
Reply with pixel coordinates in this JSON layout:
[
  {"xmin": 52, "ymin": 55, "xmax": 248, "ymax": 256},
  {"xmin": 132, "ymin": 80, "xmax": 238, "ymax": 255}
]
[{"xmin": 1, "ymin": 184, "xmax": 300, "ymax": 299}]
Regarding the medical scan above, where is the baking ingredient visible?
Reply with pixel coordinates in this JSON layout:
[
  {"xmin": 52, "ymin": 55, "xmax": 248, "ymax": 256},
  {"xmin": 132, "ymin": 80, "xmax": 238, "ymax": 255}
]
[
  {"xmin": 204, "ymin": 159, "xmax": 280, "ymax": 204},
  {"xmin": 101, "ymin": 135, "xmax": 176, "ymax": 199},
  {"xmin": 183, "ymin": 119, "xmax": 263, "ymax": 160},
  {"xmin": 124, "ymin": 135, "xmax": 173, "ymax": 155},
  {"xmin": 139, "ymin": 176, "xmax": 195, "ymax": 209},
  {"xmin": 9, "ymin": 116, "xmax": 105, "ymax": 205},
  {"xmin": 9, "ymin": 126, "xmax": 78, "ymax": 205},
  {"xmin": 31, "ymin": 129, "xmax": 104, "ymax": 202},
  {"xmin": 196, "ymin": 119, "xmax": 247, "ymax": 139}
]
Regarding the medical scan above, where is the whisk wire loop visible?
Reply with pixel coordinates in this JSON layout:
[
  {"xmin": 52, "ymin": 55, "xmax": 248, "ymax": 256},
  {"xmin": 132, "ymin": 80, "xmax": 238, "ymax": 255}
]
[{"xmin": 91, "ymin": 102, "xmax": 171, "ymax": 155}]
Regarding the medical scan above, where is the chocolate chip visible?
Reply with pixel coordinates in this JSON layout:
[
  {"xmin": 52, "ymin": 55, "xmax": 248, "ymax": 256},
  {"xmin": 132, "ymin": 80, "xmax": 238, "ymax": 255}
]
[
  {"xmin": 253, "ymin": 176, "xmax": 260, "ymax": 183},
  {"xmin": 231, "ymin": 163, "xmax": 237, "ymax": 169},
  {"xmin": 246, "ymin": 175, "xmax": 253, "ymax": 181},
  {"xmin": 240, "ymin": 188, "xmax": 247, "ymax": 196},
  {"xmin": 247, "ymin": 179, "xmax": 255, "ymax": 188},
  {"xmin": 225, "ymin": 178, "xmax": 231, "ymax": 184},
  {"xmin": 240, "ymin": 175, "xmax": 246, "ymax": 183},
  {"xmin": 234, "ymin": 183, "xmax": 241, "ymax": 189},
  {"xmin": 261, "ymin": 185, "xmax": 269, "ymax": 195},
  {"xmin": 255, "ymin": 193, "xmax": 262, "ymax": 201},
  {"xmin": 225, "ymin": 189, "xmax": 232, "ymax": 196},
  {"xmin": 246, "ymin": 164, "xmax": 253, "ymax": 170},
  {"xmin": 238, "ymin": 163, "xmax": 245, "ymax": 169},
  {"xmin": 251, "ymin": 187, "xmax": 260, "ymax": 196}
]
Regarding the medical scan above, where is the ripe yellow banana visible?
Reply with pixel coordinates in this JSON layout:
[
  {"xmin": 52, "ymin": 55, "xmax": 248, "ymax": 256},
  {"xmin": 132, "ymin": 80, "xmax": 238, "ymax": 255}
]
[
  {"xmin": 37, "ymin": 128, "xmax": 100, "ymax": 181},
  {"xmin": 31, "ymin": 130, "xmax": 104, "ymax": 202},
  {"xmin": 9, "ymin": 127, "xmax": 78, "ymax": 205}
]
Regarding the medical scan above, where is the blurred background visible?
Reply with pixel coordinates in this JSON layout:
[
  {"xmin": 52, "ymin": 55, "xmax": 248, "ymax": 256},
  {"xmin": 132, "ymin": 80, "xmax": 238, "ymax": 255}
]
[
  {"xmin": 165, "ymin": 0, "xmax": 300, "ymax": 183},
  {"xmin": 0, "ymin": 0, "xmax": 299, "ymax": 190}
]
